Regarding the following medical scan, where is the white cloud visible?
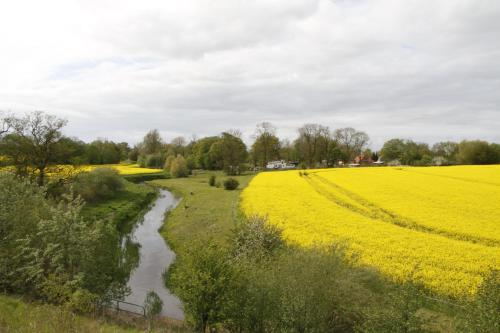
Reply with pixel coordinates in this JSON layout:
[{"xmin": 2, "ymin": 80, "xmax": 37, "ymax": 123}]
[{"xmin": 0, "ymin": 0, "xmax": 499, "ymax": 148}]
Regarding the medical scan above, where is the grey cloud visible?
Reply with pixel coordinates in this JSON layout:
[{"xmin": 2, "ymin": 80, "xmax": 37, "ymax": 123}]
[{"xmin": 0, "ymin": 0, "xmax": 499, "ymax": 149}]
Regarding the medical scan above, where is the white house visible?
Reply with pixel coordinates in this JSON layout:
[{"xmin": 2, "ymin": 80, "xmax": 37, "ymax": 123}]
[{"xmin": 266, "ymin": 160, "xmax": 296, "ymax": 170}]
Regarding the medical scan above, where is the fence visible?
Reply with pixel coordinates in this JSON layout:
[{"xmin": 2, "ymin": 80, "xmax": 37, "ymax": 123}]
[{"xmin": 104, "ymin": 299, "xmax": 146, "ymax": 317}]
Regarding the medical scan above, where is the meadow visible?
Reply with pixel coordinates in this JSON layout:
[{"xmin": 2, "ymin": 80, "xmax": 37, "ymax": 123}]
[{"xmin": 241, "ymin": 165, "xmax": 500, "ymax": 297}]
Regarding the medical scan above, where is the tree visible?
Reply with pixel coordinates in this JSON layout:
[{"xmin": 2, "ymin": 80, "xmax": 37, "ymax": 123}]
[
  {"xmin": 168, "ymin": 242, "xmax": 238, "ymax": 332},
  {"xmin": 3, "ymin": 111, "xmax": 67, "ymax": 186},
  {"xmin": 0, "ymin": 111, "xmax": 13, "ymax": 138},
  {"xmin": 251, "ymin": 122, "xmax": 280, "ymax": 168},
  {"xmin": 457, "ymin": 140, "xmax": 499, "ymax": 165},
  {"xmin": 334, "ymin": 127, "xmax": 369, "ymax": 163},
  {"xmin": 218, "ymin": 132, "xmax": 248, "ymax": 175},
  {"xmin": 144, "ymin": 290, "xmax": 163, "ymax": 331},
  {"xmin": 0, "ymin": 173, "xmax": 127, "ymax": 304},
  {"xmin": 170, "ymin": 155, "xmax": 189, "ymax": 178},
  {"xmin": 432, "ymin": 141, "xmax": 459, "ymax": 164},
  {"xmin": 192, "ymin": 136, "xmax": 220, "ymax": 170},
  {"xmin": 295, "ymin": 124, "xmax": 330, "ymax": 167},
  {"xmin": 141, "ymin": 129, "xmax": 163, "ymax": 155}
]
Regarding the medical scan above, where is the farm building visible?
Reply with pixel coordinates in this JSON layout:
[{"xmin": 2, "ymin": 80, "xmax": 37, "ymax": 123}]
[{"xmin": 266, "ymin": 160, "xmax": 296, "ymax": 170}]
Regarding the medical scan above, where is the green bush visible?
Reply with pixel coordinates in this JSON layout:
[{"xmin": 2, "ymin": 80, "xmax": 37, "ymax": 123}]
[
  {"xmin": 73, "ymin": 167, "xmax": 124, "ymax": 202},
  {"xmin": 145, "ymin": 153, "xmax": 165, "ymax": 168},
  {"xmin": 170, "ymin": 155, "xmax": 189, "ymax": 178},
  {"xmin": 223, "ymin": 178, "xmax": 239, "ymax": 190},
  {"xmin": 164, "ymin": 155, "xmax": 175, "ymax": 170},
  {"xmin": 208, "ymin": 175, "xmax": 216, "ymax": 186}
]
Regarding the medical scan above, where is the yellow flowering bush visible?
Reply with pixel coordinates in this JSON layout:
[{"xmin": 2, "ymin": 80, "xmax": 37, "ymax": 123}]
[{"xmin": 241, "ymin": 166, "xmax": 500, "ymax": 297}]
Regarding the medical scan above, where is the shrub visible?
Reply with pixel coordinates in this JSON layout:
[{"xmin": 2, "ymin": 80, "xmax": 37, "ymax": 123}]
[
  {"xmin": 223, "ymin": 178, "xmax": 239, "ymax": 190},
  {"xmin": 137, "ymin": 155, "xmax": 146, "ymax": 167},
  {"xmin": 209, "ymin": 175, "xmax": 216, "ymax": 186},
  {"xmin": 164, "ymin": 155, "xmax": 175, "ymax": 170},
  {"xmin": 170, "ymin": 155, "xmax": 189, "ymax": 178},
  {"xmin": 73, "ymin": 167, "xmax": 124, "ymax": 202},
  {"xmin": 145, "ymin": 153, "xmax": 164, "ymax": 168}
]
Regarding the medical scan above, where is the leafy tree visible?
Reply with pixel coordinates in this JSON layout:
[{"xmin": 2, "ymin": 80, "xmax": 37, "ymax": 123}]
[
  {"xmin": 73, "ymin": 167, "xmax": 124, "ymax": 202},
  {"xmin": 168, "ymin": 242, "xmax": 238, "ymax": 332},
  {"xmin": 457, "ymin": 140, "xmax": 499, "ymax": 164},
  {"xmin": 141, "ymin": 129, "xmax": 163, "ymax": 155},
  {"xmin": 381, "ymin": 138, "xmax": 406, "ymax": 162},
  {"xmin": 85, "ymin": 139, "xmax": 123, "ymax": 164},
  {"xmin": 144, "ymin": 290, "xmax": 163, "ymax": 331},
  {"xmin": 295, "ymin": 124, "xmax": 329, "ymax": 167},
  {"xmin": 218, "ymin": 132, "xmax": 248, "ymax": 175},
  {"xmin": 164, "ymin": 154, "xmax": 175, "ymax": 170},
  {"xmin": 2, "ymin": 111, "xmax": 67, "ymax": 185},
  {"xmin": 55, "ymin": 137, "xmax": 88, "ymax": 165},
  {"xmin": 192, "ymin": 136, "xmax": 220, "ymax": 169},
  {"xmin": 251, "ymin": 122, "xmax": 281, "ymax": 168},
  {"xmin": 0, "ymin": 173, "xmax": 127, "ymax": 303},
  {"xmin": 432, "ymin": 141, "xmax": 459, "ymax": 164},
  {"xmin": 170, "ymin": 155, "xmax": 189, "ymax": 178},
  {"xmin": 334, "ymin": 127, "xmax": 369, "ymax": 163}
]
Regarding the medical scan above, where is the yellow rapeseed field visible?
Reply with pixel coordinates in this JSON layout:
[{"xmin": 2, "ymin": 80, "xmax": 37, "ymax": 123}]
[
  {"xmin": 241, "ymin": 165, "xmax": 500, "ymax": 297},
  {"xmin": 0, "ymin": 164, "xmax": 162, "ymax": 176}
]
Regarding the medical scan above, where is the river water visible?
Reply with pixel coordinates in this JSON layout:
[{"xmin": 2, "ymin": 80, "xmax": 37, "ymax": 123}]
[{"xmin": 123, "ymin": 189, "xmax": 184, "ymax": 320}]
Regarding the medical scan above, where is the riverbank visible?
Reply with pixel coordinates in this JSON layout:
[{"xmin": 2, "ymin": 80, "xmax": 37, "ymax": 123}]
[
  {"xmin": 151, "ymin": 171, "xmax": 255, "ymax": 254},
  {"xmin": 124, "ymin": 189, "xmax": 184, "ymax": 320},
  {"xmin": 81, "ymin": 179, "xmax": 157, "ymax": 234}
]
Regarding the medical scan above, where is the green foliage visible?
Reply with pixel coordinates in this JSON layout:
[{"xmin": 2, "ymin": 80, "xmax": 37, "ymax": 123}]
[
  {"xmin": 251, "ymin": 122, "xmax": 281, "ymax": 168},
  {"xmin": 140, "ymin": 129, "xmax": 164, "ymax": 155},
  {"xmin": 170, "ymin": 155, "xmax": 189, "ymax": 178},
  {"xmin": 73, "ymin": 167, "xmax": 124, "ymax": 203},
  {"xmin": 144, "ymin": 290, "xmax": 163, "ymax": 318},
  {"xmin": 381, "ymin": 139, "xmax": 432, "ymax": 166},
  {"xmin": 80, "ymin": 179, "xmax": 157, "ymax": 234},
  {"xmin": 0, "ymin": 172, "xmax": 130, "ymax": 306},
  {"xmin": 164, "ymin": 154, "xmax": 175, "ymax": 170},
  {"xmin": 145, "ymin": 153, "xmax": 165, "ymax": 168},
  {"xmin": 208, "ymin": 174, "xmax": 216, "ymax": 186},
  {"xmin": 167, "ymin": 241, "xmax": 238, "ymax": 332},
  {"xmin": 355, "ymin": 282, "xmax": 424, "ymax": 333},
  {"xmin": 0, "ymin": 111, "xmax": 67, "ymax": 185},
  {"xmin": 192, "ymin": 136, "xmax": 220, "ymax": 170},
  {"xmin": 86, "ymin": 139, "xmax": 128, "ymax": 164},
  {"xmin": 122, "ymin": 171, "xmax": 169, "ymax": 183},
  {"xmin": 223, "ymin": 178, "xmax": 239, "ymax": 190},
  {"xmin": 457, "ymin": 270, "xmax": 499, "ymax": 332},
  {"xmin": 217, "ymin": 132, "xmax": 248, "ymax": 175},
  {"xmin": 457, "ymin": 140, "xmax": 500, "ymax": 165},
  {"xmin": 232, "ymin": 215, "xmax": 284, "ymax": 261}
]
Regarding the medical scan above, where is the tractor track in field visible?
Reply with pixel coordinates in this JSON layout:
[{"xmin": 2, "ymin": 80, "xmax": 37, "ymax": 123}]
[{"xmin": 303, "ymin": 173, "xmax": 500, "ymax": 248}]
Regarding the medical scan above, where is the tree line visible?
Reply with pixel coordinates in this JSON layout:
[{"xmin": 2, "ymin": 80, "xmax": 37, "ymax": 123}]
[{"xmin": 2, "ymin": 111, "xmax": 500, "ymax": 185}]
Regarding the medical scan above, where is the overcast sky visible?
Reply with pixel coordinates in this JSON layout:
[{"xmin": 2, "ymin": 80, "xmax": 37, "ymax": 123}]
[{"xmin": 1, "ymin": 0, "xmax": 499, "ymax": 149}]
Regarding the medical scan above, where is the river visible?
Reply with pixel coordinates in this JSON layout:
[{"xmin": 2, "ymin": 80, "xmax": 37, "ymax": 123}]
[{"xmin": 123, "ymin": 189, "xmax": 184, "ymax": 320}]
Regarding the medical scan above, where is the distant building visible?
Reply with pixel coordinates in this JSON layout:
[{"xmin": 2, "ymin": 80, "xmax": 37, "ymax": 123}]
[
  {"xmin": 266, "ymin": 160, "xmax": 296, "ymax": 170},
  {"xmin": 353, "ymin": 154, "xmax": 373, "ymax": 165}
]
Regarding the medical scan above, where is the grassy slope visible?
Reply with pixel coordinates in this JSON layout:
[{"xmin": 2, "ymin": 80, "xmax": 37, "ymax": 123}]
[
  {"xmin": 81, "ymin": 179, "xmax": 157, "ymax": 234},
  {"xmin": 0, "ymin": 294, "xmax": 140, "ymax": 333},
  {"xmin": 152, "ymin": 171, "xmax": 255, "ymax": 252}
]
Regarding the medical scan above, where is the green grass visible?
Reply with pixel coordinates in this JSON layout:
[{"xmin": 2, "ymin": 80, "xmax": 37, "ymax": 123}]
[
  {"xmin": 0, "ymin": 294, "xmax": 140, "ymax": 333},
  {"xmin": 81, "ymin": 179, "xmax": 157, "ymax": 234},
  {"xmin": 151, "ymin": 171, "xmax": 255, "ymax": 252}
]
